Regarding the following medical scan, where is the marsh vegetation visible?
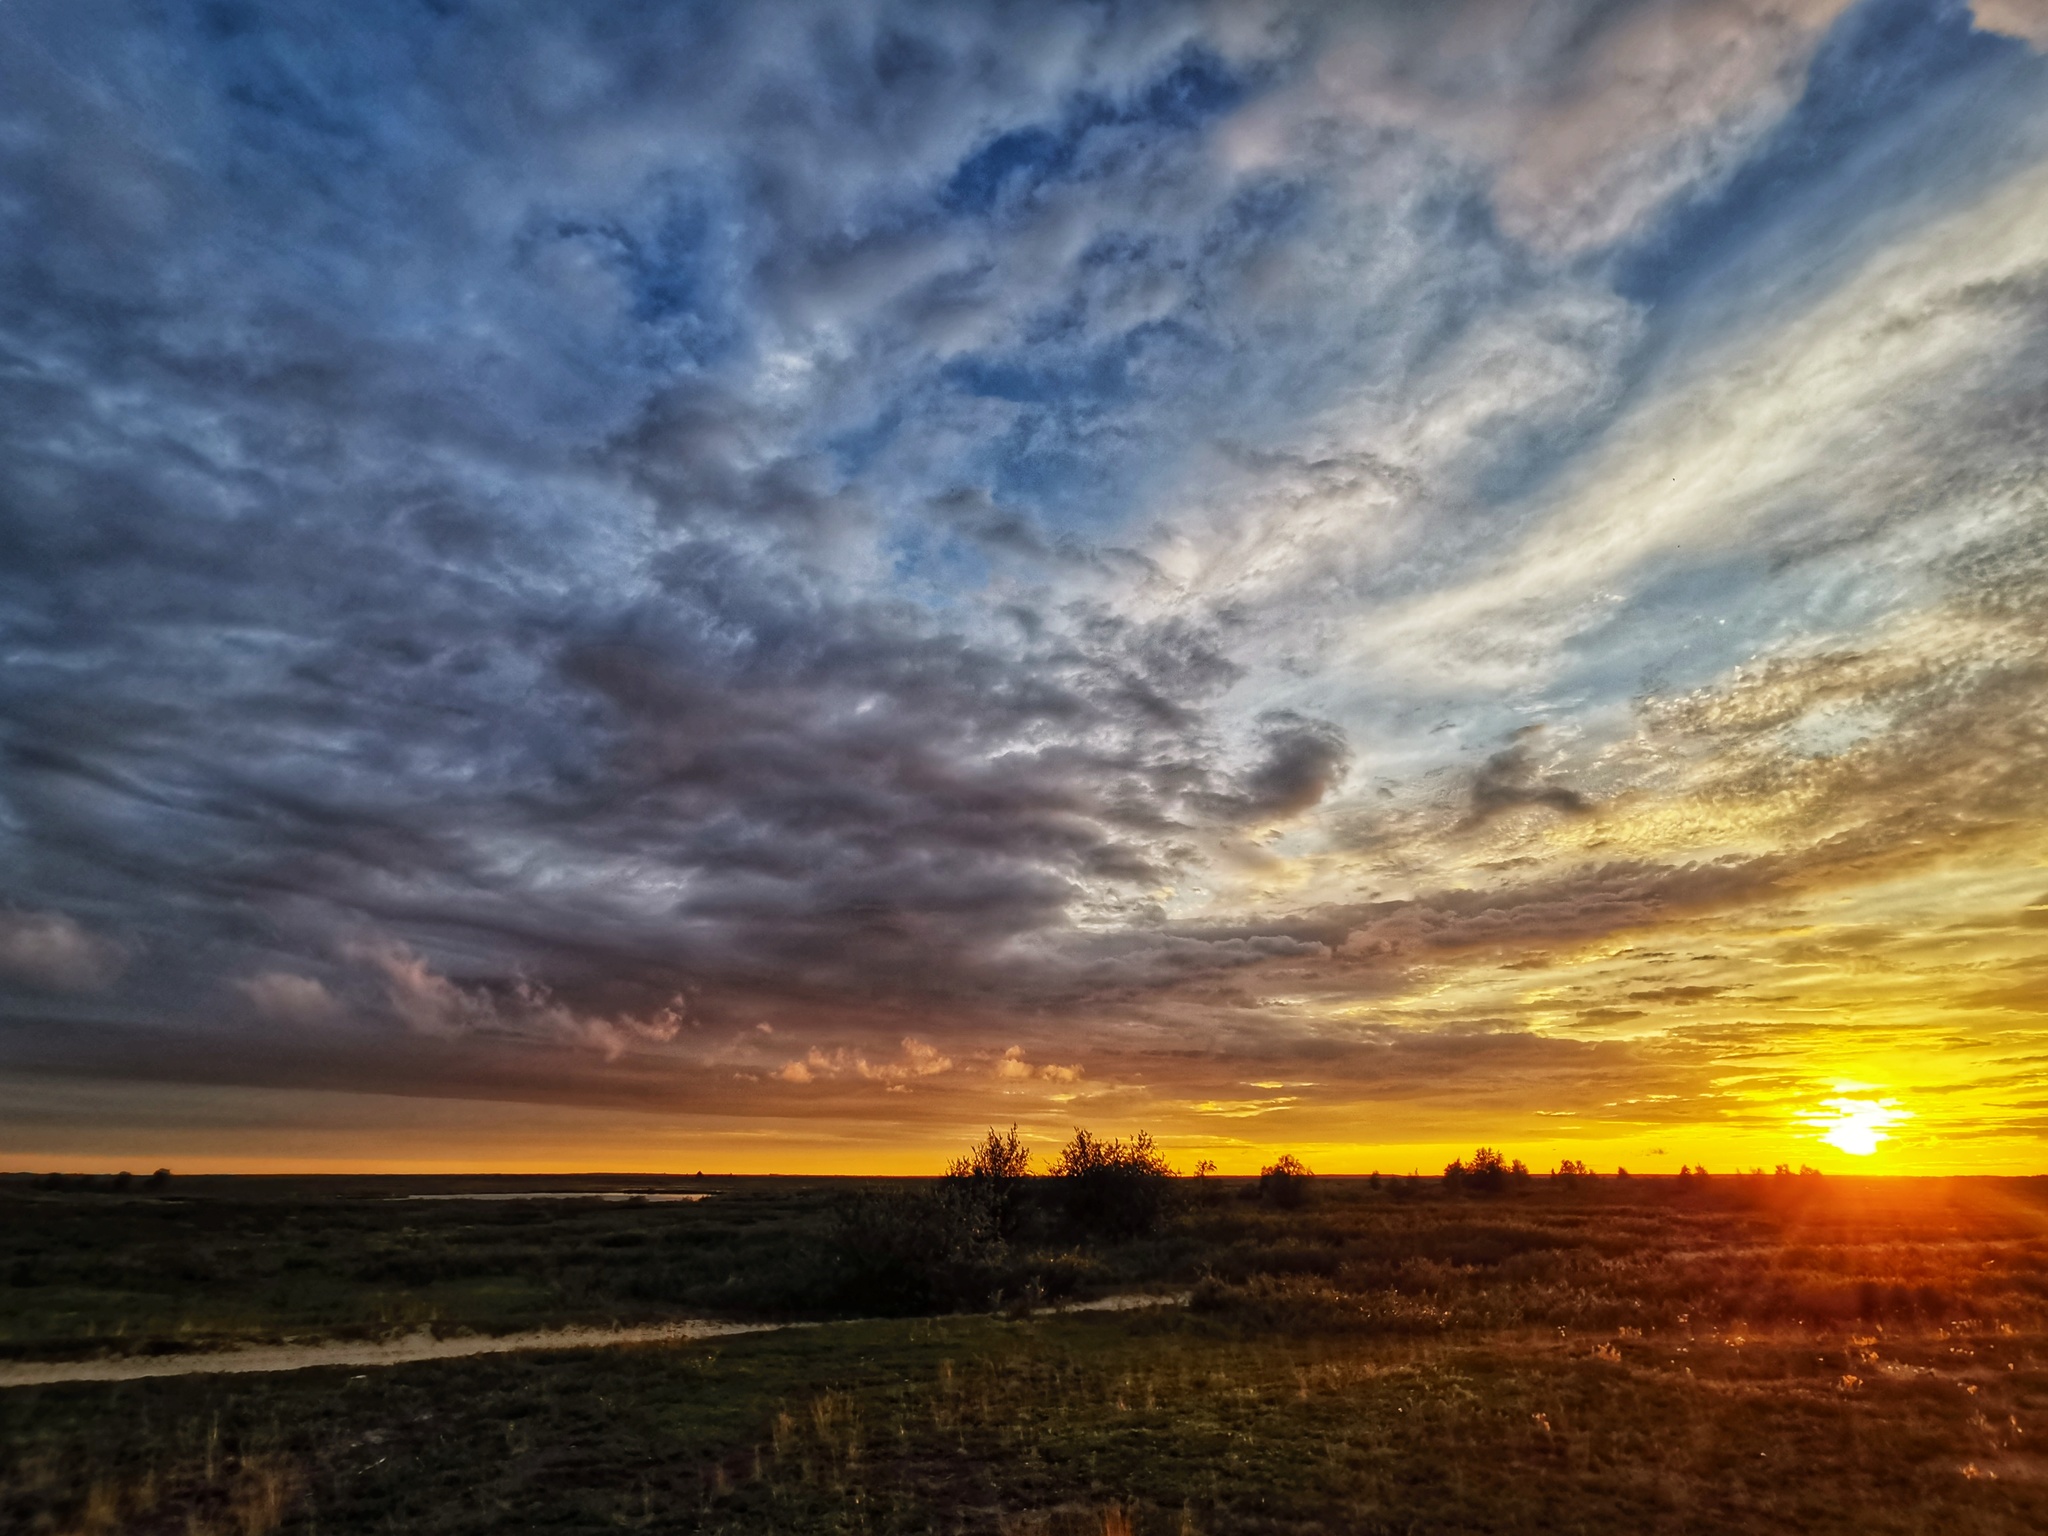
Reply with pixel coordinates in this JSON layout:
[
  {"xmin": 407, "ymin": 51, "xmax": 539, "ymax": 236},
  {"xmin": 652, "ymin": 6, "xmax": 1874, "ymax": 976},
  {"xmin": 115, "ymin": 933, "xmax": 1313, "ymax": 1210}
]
[{"xmin": 3, "ymin": 1152, "xmax": 2047, "ymax": 1532}]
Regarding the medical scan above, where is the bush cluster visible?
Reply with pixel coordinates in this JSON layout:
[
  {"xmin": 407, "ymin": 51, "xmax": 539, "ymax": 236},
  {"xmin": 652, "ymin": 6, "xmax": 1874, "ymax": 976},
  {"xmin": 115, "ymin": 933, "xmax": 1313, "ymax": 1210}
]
[
  {"xmin": 825, "ymin": 1182, "xmax": 1011, "ymax": 1316},
  {"xmin": 1046, "ymin": 1129, "xmax": 1176, "ymax": 1238},
  {"xmin": 825, "ymin": 1125, "xmax": 1181, "ymax": 1314},
  {"xmin": 1442, "ymin": 1148, "xmax": 1531, "ymax": 1194}
]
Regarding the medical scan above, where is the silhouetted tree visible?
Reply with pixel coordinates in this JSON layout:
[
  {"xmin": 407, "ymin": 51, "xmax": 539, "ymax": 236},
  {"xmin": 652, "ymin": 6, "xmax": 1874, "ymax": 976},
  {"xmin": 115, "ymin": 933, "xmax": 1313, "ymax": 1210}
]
[
  {"xmin": 943, "ymin": 1125, "xmax": 1032, "ymax": 1239},
  {"xmin": 1258, "ymin": 1154, "xmax": 1314, "ymax": 1209},
  {"xmin": 1444, "ymin": 1148, "xmax": 1529, "ymax": 1194}
]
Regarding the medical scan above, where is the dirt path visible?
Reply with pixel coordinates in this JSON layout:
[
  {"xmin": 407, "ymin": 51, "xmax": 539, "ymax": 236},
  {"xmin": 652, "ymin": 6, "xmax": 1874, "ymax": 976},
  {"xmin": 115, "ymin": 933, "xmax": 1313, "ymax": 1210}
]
[
  {"xmin": 0, "ymin": 1292, "xmax": 1188, "ymax": 1388},
  {"xmin": 0, "ymin": 1319, "xmax": 780, "ymax": 1388}
]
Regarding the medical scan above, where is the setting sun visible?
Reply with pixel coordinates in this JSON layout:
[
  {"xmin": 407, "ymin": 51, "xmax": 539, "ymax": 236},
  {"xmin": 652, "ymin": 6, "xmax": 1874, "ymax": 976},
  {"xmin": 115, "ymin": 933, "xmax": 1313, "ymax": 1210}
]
[{"xmin": 1809, "ymin": 1097, "xmax": 1913, "ymax": 1157}]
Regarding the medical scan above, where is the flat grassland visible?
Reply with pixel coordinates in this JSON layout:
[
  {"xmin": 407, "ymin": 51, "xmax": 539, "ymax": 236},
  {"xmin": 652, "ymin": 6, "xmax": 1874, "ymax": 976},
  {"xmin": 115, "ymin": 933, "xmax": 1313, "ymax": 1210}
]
[{"xmin": 3, "ymin": 1173, "xmax": 2047, "ymax": 1533}]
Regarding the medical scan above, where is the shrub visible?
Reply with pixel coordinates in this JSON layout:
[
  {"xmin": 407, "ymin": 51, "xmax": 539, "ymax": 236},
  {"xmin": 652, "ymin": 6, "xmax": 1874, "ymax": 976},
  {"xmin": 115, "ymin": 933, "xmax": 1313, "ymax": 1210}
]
[
  {"xmin": 1258, "ymin": 1154, "xmax": 1315, "ymax": 1209},
  {"xmin": 1444, "ymin": 1148, "xmax": 1529, "ymax": 1194},
  {"xmin": 943, "ymin": 1125, "xmax": 1033, "ymax": 1239},
  {"xmin": 826, "ymin": 1183, "xmax": 1007, "ymax": 1316},
  {"xmin": 1049, "ymin": 1129, "xmax": 1176, "ymax": 1239}
]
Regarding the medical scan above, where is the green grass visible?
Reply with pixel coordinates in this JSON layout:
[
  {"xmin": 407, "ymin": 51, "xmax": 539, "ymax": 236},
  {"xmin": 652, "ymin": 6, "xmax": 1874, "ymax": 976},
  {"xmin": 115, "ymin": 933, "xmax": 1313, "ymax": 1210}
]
[
  {"xmin": 5, "ymin": 1313, "xmax": 2046, "ymax": 1533},
  {"xmin": 5, "ymin": 1173, "xmax": 2048, "ymax": 1531},
  {"xmin": 0, "ymin": 1176, "xmax": 872, "ymax": 1356}
]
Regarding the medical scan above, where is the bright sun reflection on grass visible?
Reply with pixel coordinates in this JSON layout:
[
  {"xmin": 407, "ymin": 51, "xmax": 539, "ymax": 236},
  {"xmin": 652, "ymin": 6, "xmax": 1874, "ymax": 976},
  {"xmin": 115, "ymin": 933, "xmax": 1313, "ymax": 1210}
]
[{"xmin": 1805, "ymin": 1096, "xmax": 1912, "ymax": 1156}]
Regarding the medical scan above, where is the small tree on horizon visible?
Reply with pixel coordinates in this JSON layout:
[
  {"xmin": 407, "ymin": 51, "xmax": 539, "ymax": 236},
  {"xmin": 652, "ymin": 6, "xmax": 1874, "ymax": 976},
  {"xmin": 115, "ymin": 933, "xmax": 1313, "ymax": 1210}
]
[
  {"xmin": 943, "ymin": 1125, "xmax": 1032, "ymax": 1239},
  {"xmin": 1445, "ymin": 1147, "xmax": 1530, "ymax": 1194},
  {"xmin": 1258, "ymin": 1153, "xmax": 1314, "ymax": 1208}
]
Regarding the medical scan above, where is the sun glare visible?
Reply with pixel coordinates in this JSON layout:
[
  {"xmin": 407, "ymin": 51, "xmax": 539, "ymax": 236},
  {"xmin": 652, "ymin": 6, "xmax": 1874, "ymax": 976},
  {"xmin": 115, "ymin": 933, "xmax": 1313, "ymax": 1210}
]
[{"xmin": 1807, "ymin": 1096, "xmax": 1912, "ymax": 1157}]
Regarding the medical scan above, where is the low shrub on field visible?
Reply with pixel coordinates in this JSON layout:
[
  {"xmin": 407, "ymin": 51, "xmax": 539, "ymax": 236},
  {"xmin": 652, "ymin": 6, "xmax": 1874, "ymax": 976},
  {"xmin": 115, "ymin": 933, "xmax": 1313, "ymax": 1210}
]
[
  {"xmin": 824, "ymin": 1183, "xmax": 1012, "ymax": 1315},
  {"xmin": 1257, "ymin": 1155, "xmax": 1315, "ymax": 1209},
  {"xmin": 1047, "ymin": 1129, "xmax": 1177, "ymax": 1240}
]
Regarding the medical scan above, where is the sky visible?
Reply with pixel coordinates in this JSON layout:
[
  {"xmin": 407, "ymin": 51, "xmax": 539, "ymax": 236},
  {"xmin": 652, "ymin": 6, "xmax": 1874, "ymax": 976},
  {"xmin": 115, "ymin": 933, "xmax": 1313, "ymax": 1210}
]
[{"xmin": 4, "ymin": 0, "xmax": 2048, "ymax": 1175}]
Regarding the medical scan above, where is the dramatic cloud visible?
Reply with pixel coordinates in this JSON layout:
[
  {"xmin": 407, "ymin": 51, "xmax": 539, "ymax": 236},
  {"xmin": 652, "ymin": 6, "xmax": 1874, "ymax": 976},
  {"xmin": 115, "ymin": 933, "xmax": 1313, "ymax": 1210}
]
[
  {"xmin": 778, "ymin": 1038, "xmax": 953, "ymax": 1087},
  {"xmin": 3, "ymin": 0, "xmax": 2047, "ymax": 1172},
  {"xmin": 995, "ymin": 1045, "xmax": 1084, "ymax": 1084}
]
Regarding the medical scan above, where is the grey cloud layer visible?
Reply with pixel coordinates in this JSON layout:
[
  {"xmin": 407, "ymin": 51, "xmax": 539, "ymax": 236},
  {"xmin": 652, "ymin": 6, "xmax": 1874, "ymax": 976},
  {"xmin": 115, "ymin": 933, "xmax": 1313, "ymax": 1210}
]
[
  {"xmin": 2, "ymin": 0, "xmax": 2045, "ymax": 1117},
  {"xmin": 0, "ymin": 0, "xmax": 1346, "ymax": 1048}
]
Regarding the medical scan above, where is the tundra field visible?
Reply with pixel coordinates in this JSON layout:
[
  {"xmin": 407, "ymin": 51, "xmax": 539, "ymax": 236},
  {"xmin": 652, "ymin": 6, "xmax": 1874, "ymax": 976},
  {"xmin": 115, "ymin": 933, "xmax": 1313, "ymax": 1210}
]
[{"xmin": 3, "ymin": 1166, "xmax": 2047, "ymax": 1534}]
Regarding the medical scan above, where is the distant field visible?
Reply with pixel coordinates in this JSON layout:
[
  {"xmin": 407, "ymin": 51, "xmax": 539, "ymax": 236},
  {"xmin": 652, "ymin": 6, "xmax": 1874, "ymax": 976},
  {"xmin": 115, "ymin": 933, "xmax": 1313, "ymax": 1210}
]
[
  {"xmin": 3, "ymin": 1174, "xmax": 2047, "ymax": 1532},
  {"xmin": 0, "ymin": 1174, "xmax": 875, "ymax": 1358}
]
